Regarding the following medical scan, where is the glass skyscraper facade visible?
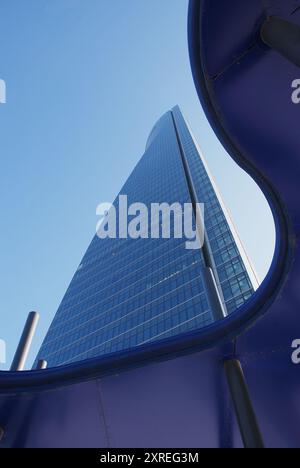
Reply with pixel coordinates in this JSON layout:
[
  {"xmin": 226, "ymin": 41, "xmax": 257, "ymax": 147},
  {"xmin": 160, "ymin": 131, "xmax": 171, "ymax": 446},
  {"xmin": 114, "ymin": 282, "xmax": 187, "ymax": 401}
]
[{"xmin": 35, "ymin": 106, "xmax": 259, "ymax": 368}]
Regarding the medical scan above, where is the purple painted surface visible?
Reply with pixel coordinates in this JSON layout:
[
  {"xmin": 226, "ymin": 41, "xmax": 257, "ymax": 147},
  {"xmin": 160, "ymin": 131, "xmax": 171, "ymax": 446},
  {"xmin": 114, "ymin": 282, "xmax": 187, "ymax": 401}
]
[
  {"xmin": 0, "ymin": 0, "xmax": 300, "ymax": 448},
  {"xmin": 189, "ymin": 0, "xmax": 300, "ymax": 448},
  {"xmin": 0, "ymin": 346, "xmax": 243, "ymax": 448}
]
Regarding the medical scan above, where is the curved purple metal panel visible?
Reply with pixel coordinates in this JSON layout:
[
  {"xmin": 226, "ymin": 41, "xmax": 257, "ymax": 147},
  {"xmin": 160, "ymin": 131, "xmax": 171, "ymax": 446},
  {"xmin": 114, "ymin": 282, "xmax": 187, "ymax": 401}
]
[
  {"xmin": 1, "ymin": 0, "xmax": 300, "ymax": 448},
  {"xmin": 0, "ymin": 346, "xmax": 244, "ymax": 449},
  {"xmin": 188, "ymin": 0, "xmax": 300, "ymax": 448}
]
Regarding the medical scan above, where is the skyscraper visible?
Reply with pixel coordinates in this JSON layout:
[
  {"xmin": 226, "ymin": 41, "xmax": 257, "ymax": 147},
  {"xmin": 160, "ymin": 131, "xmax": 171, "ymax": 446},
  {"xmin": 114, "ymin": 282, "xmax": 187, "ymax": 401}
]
[{"xmin": 35, "ymin": 107, "xmax": 259, "ymax": 368}]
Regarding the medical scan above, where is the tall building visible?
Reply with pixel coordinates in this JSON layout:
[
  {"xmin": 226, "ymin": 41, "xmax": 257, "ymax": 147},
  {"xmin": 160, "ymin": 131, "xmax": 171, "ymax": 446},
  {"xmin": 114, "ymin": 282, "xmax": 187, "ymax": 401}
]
[{"xmin": 35, "ymin": 106, "xmax": 259, "ymax": 368}]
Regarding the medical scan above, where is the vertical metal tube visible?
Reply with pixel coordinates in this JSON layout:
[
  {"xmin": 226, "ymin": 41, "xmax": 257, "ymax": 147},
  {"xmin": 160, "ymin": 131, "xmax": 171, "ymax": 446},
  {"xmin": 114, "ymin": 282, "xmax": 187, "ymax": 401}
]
[
  {"xmin": 203, "ymin": 267, "xmax": 226, "ymax": 321},
  {"xmin": 36, "ymin": 359, "xmax": 48, "ymax": 370},
  {"xmin": 171, "ymin": 111, "xmax": 227, "ymax": 321},
  {"xmin": 261, "ymin": 17, "xmax": 300, "ymax": 68},
  {"xmin": 224, "ymin": 359, "xmax": 265, "ymax": 449},
  {"xmin": 10, "ymin": 311, "xmax": 39, "ymax": 372}
]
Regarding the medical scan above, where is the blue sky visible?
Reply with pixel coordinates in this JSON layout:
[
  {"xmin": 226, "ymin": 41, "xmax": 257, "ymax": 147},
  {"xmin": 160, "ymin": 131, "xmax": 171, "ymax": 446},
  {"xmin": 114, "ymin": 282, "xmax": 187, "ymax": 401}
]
[{"xmin": 0, "ymin": 0, "xmax": 275, "ymax": 370}]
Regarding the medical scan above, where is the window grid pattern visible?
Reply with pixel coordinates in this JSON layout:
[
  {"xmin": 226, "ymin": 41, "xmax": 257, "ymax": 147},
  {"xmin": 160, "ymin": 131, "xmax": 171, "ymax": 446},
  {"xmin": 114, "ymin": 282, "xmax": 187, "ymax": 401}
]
[
  {"xmin": 34, "ymin": 108, "xmax": 255, "ymax": 368},
  {"xmin": 172, "ymin": 106, "xmax": 254, "ymax": 313}
]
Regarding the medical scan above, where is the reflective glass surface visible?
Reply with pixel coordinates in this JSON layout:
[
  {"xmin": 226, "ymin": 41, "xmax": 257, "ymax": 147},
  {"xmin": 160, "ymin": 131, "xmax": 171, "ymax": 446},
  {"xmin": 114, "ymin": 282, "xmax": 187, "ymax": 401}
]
[{"xmin": 34, "ymin": 107, "xmax": 257, "ymax": 368}]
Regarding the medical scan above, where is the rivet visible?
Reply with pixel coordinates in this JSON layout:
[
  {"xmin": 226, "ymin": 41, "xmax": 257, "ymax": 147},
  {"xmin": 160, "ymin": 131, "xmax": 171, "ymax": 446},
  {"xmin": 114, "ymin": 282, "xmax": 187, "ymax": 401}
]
[{"xmin": 0, "ymin": 427, "xmax": 5, "ymax": 442}]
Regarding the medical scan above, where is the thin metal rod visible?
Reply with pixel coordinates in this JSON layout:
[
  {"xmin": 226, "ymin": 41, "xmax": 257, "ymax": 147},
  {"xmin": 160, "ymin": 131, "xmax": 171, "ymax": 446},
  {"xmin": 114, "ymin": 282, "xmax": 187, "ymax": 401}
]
[
  {"xmin": 261, "ymin": 16, "xmax": 300, "ymax": 68},
  {"xmin": 10, "ymin": 311, "xmax": 39, "ymax": 371},
  {"xmin": 171, "ymin": 111, "xmax": 227, "ymax": 322},
  {"xmin": 36, "ymin": 359, "xmax": 48, "ymax": 370},
  {"xmin": 224, "ymin": 359, "xmax": 265, "ymax": 449}
]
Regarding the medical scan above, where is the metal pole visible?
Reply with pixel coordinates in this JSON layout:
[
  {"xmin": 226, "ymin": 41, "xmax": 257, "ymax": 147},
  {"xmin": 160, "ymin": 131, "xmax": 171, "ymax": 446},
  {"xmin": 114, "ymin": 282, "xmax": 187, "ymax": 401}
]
[
  {"xmin": 36, "ymin": 359, "xmax": 48, "ymax": 370},
  {"xmin": 171, "ymin": 111, "xmax": 227, "ymax": 322},
  {"xmin": 224, "ymin": 359, "xmax": 265, "ymax": 449},
  {"xmin": 10, "ymin": 311, "xmax": 40, "ymax": 372},
  {"xmin": 261, "ymin": 16, "xmax": 300, "ymax": 68}
]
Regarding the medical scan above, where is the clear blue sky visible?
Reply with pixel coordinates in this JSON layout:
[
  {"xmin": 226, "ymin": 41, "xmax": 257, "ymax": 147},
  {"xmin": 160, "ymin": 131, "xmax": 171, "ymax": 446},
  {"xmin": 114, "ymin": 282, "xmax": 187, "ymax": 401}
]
[{"xmin": 0, "ymin": 0, "xmax": 275, "ymax": 370}]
